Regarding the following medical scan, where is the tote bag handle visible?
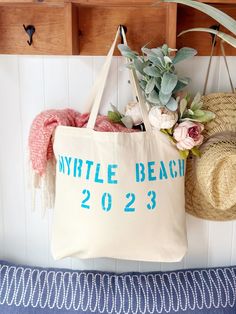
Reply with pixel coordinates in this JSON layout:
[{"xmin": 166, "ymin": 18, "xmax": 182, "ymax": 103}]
[
  {"xmin": 203, "ymin": 36, "xmax": 235, "ymax": 95},
  {"xmin": 85, "ymin": 26, "xmax": 152, "ymax": 132}
]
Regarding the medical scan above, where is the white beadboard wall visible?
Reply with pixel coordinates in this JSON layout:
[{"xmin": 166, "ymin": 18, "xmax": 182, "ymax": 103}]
[{"xmin": 0, "ymin": 55, "xmax": 236, "ymax": 273}]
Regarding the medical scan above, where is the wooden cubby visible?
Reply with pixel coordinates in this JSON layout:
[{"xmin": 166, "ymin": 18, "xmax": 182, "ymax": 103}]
[
  {"xmin": 177, "ymin": 1, "xmax": 236, "ymax": 55},
  {"xmin": 0, "ymin": 0, "xmax": 235, "ymax": 55}
]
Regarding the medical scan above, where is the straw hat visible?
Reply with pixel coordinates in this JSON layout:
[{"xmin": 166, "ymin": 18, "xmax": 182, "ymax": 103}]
[{"xmin": 185, "ymin": 93, "xmax": 236, "ymax": 221}]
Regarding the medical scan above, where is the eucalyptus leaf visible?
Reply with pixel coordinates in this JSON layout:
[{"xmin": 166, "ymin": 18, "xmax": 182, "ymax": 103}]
[
  {"xmin": 159, "ymin": 91, "xmax": 172, "ymax": 106},
  {"xmin": 173, "ymin": 79, "xmax": 189, "ymax": 93},
  {"xmin": 179, "ymin": 77, "xmax": 191, "ymax": 84},
  {"xmin": 140, "ymin": 80, "xmax": 147, "ymax": 90},
  {"xmin": 121, "ymin": 116, "xmax": 134, "ymax": 129},
  {"xmin": 193, "ymin": 109, "xmax": 205, "ymax": 117},
  {"xmin": 133, "ymin": 59, "xmax": 147, "ymax": 75},
  {"xmin": 147, "ymin": 90, "xmax": 161, "ymax": 105},
  {"xmin": 141, "ymin": 47, "xmax": 159, "ymax": 57},
  {"xmin": 194, "ymin": 111, "xmax": 215, "ymax": 122},
  {"xmin": 143, "ymin": 66, "xmax": 161, "ymax": 77},
  {"xmin": 160, "ymin": 0, "xmax": 236, "ymax": 36},
  {"xmin": 178, "ymin": 28, "xmax": 236, "ymax": 48},
  {"xmin": 148, "ymin": 56, "xmax": 163, "ymax": 66},
  {"xmin": 118, "ymin": 44, "xmax": 138, "ymax": 59},
  {"xmin": 155, "ymin": 78, "xmax": 161, "ymax": 90},
  {"xmin": 158, "ymin": 57, "xmax": 165, "ymax": 67},
  {"xmin": 166, "ymin": 97, "xmax": 178, "ymax": 111},
  {"xmin": 161, "ymin": 72, "xmax": 178, "ymax": 95},
  {"xmin": 181, "ymin": 111, "xmax": 215, "ymax": 123},
  {"xmin": 172, "ymin": 47, "xmax": 197, "ymax": 64},
  {"xmin": 191, "ymin": 93, "xmax": 203, "ymax": 110},
  {"xmin": 162, "ymin": 44, "xmax": 169, "ymax": 56},
  {"xmin": 145, "ymin": 77, "xmax": 156, "ymax": 94},
  {"xmin": 151, "ymin": 48, "xmax": 163, "ymax": 57},
  {"xmin": 179, "ymin": 98, "xmax": 188, "ymax": 117}
]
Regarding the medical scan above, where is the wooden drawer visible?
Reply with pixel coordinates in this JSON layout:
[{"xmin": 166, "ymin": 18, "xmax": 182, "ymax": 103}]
[{"xmin": 0, "ymin": 3, "xmax": 77, "ymax": 54}]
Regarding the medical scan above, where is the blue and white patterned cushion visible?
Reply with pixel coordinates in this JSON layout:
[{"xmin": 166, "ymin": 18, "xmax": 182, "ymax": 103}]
[{"xmin": 0, "ymin": 260, "xmax": 235, "ymax": 313}]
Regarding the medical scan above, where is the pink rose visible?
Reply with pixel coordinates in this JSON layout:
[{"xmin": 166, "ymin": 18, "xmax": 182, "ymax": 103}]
[{"xmin": 173, "ymin": 121, "xmax": 204, "ymax": 150}]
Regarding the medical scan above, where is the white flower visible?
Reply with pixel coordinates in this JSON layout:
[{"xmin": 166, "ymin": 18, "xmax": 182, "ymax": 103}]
[
  {"xmin": 125, "ymin": 102, "xmax": 143, "ymax": 125},
  {"xmin": 148, "ymin": 106, "xmax": 178, "ymax": 129}
]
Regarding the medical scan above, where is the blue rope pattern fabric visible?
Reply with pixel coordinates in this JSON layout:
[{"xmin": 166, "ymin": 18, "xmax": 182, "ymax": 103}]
[{"xmin": 0, "ymin": 261, "xmax": 236, "ymax": 313}]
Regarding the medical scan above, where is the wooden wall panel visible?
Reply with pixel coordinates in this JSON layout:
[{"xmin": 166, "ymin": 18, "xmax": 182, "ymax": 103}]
[
  {"xmin": 177, "ymin": 3, "xmax": 236, "ymax": 56},
  {"xmin": 78, "ymin": 4, "xmax": 176, "ymax": 55},
  {"xmin": 0, "ymin": 55, "xmax": 236, "ymax": 271},
  {"xmin": 0, "ymin": 4, "xmax": 73, "ymax": 55}
]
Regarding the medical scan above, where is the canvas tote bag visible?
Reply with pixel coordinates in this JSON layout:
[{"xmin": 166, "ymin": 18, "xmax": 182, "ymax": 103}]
[{"xmin": 52, "ymin": 27, "xmax": 187, "ymax": 262}]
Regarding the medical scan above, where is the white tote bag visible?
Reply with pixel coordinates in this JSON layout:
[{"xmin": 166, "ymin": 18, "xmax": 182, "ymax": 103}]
[{"xmin": 52, "ymin": 27, "xmax": 187, "ymax": 262}]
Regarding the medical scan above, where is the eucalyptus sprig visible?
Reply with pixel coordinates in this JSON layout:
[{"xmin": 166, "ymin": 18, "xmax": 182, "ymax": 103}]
[
  {"xmin": 179, "ymin": 92, "xmax": 215, "ymax": 123},
  {"xmin": 118, "ymin": 43, "xmax": 197, "ymax": 112},
  {"xmin": 108, "ymin": 104, "xmax": 134, "ymax": 128}
]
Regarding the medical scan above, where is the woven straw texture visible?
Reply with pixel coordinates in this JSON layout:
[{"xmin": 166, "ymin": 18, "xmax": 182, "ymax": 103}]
[
  {"xmin": 185, "ymin": 93, "xmax": 236, "ymax": 221},
  {"xmin": 201, "ymin": 93, "xmax": 236, "ymax": 139}
]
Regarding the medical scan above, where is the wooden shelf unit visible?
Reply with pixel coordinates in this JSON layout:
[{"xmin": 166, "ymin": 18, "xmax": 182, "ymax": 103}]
[
  {"xmin": 177, "ymin": 2, "xmax": 236, "ymax": 55},
  {"xmin": 0, "ymin": 0, "xmax": 235, "ymax": 55}
]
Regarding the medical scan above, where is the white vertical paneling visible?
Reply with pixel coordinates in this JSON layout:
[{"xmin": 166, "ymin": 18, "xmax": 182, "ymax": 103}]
[
  {"xmin": 218, "ymin": 56, "xmax": 236, "ymax": 92},
  {"xmin": 0, "ymin": 55, "xmax": 235, "ymax": 272},
  {"xmin": 185, "ymin": 214, "xmax": 209, "ymax": 268},
  {"xmin": 0, "ymin": 175, "xmax": 4, "ymax": 260},
  {"xmin": 231, "ymin": 222, "xmax": 236, "ymax": 265},
  {"xmin": 0, "ymin": 56, "xmax": 26, "ymax": 263},
  {"xmin": 43, "ymin": 57, "xmax": 69, "ymax": 109},
  {"xmin": 208, "ymin": 222, "xmax": 234, "ymax": 267},
  {"xmin": 43, "ymin": 56, "xmax": 72, "ymax": 270},
  {"xmin": 18, "ymin": 56, "xmax": 50, "ymax": 267},
  {"xmin": 176, "ymin": 57, "xmax": 220, "ymax": 95},
  {"xmin": 117, "ymin": 57, "xmax": 133, "ymax": 112},
  {"xmin": 93, "ymin": 57, "xmax": 118, "ymax": 115},
  {"xmin": 68, "ymin": 56, "xmax": 93, "ymax": 112}
]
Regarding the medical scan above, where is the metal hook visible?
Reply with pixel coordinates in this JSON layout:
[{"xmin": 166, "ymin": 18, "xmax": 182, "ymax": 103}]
[
  {"xmin": 119, "ymin": 25, "xmax": 127, "ymax": 44},
  {"xmin": 23, "ymin": 24, "xmax": 35, "ymax": 46},
  {"xmin": 210, "ymin": 24, "xmax": 220, "ymax": 46}
]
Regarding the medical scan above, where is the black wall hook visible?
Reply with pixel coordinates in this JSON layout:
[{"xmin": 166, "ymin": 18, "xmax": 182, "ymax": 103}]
[
  {"xmin": 23, "ymin": 24, "xmax": 35, "ymax": 46},
  {"xmin": 210, "ymin": 24, "xmax": 220, "ymax": 46},
  {"xmin": 119, "ymin": 25, "xmax": 127, "ymax": 44}
]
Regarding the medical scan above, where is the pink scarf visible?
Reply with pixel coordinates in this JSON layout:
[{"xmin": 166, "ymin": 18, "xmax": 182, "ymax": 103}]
[{"xmin": 28, "ymin": 108, "xmax": 136, "ymax": 213}]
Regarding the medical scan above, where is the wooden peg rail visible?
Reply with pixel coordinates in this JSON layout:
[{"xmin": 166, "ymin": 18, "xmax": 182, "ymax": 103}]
[{"xmin": 0, "ymin": 0, "xmax": 235, "ymax": 55}]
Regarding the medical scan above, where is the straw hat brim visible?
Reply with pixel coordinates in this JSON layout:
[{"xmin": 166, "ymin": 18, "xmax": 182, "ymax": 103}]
[
  {"xmin": 185, "ymin": 93, "xmax": 236, "ymax": 221},
  {"xmin": 185, "ymin": 156, "xmax": 236, "ymax": 221}
]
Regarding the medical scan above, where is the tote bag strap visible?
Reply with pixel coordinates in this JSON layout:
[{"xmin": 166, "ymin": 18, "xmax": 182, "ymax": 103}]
[
  {"xmin": 203, "ymin": 36, "xmax": 235, "ymax": 95},
  {"xmin": 120, "ymin": 27, "xmax": 151, "ymax": 132},
  {"xmin": 86, "ymin": 26, "xmax": 152, "ymax": 132}
]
